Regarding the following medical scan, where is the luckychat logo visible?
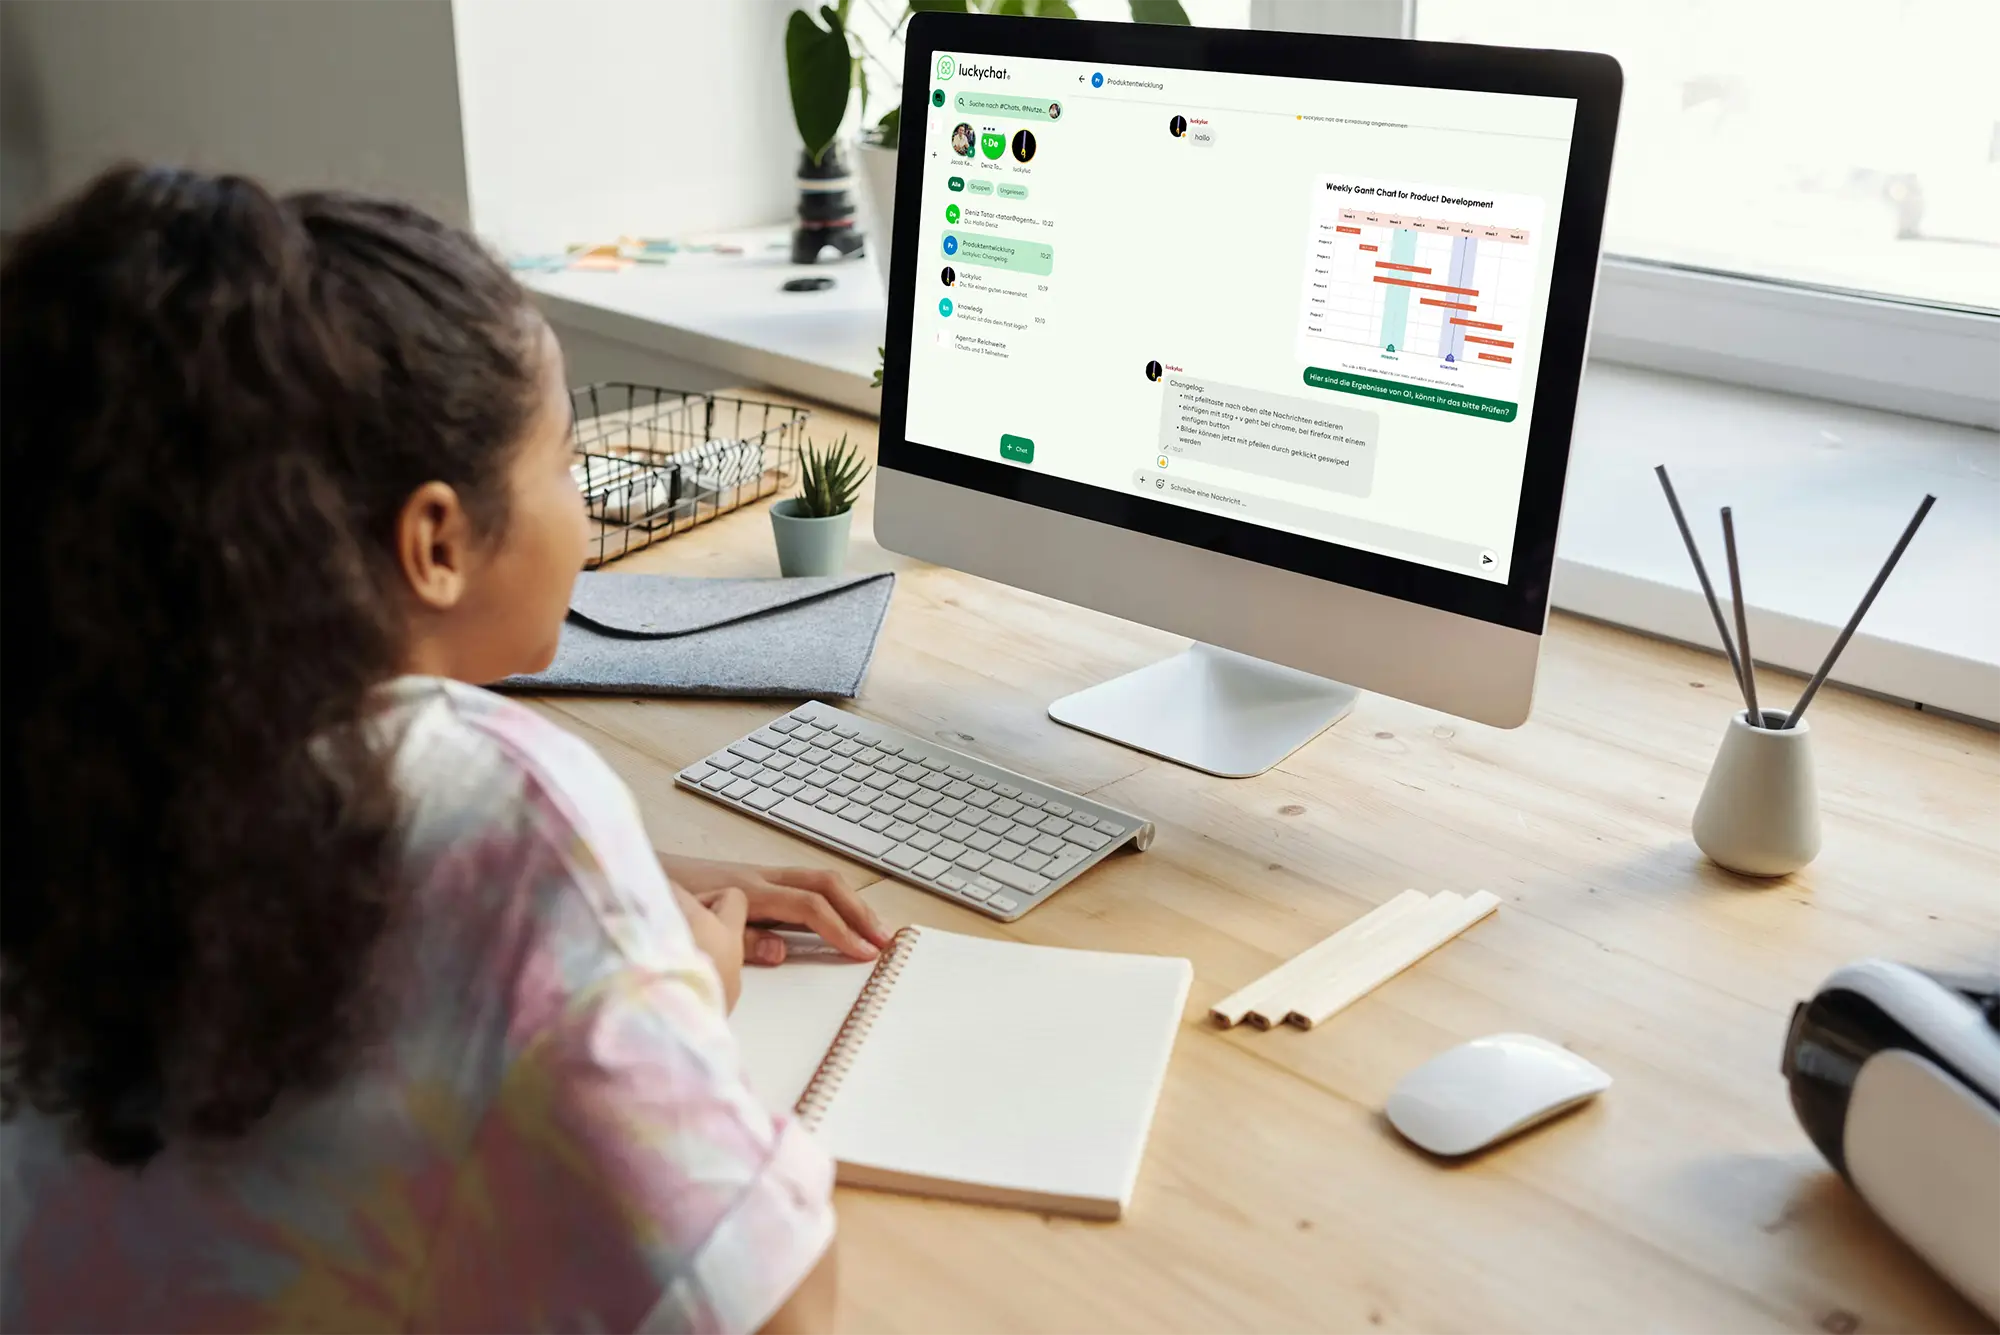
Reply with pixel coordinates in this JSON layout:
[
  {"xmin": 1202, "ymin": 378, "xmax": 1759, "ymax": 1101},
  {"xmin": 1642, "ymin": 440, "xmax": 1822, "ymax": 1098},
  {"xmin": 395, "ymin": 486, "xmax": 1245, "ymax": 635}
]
[
  {"xmin": 960, "ymin": 63, "xmax": 1010, "ymax": 81},
  {"xmin": 935, "ymin": 55, "xmax": 955, "ymax": 80}
]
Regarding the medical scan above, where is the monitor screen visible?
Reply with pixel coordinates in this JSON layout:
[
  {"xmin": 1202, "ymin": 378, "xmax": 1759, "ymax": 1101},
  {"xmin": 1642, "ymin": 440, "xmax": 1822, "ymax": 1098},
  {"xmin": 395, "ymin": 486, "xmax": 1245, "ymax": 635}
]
[{"xmin": 899, "ymin": 46, "xmax": 1581, "ymax": 588}]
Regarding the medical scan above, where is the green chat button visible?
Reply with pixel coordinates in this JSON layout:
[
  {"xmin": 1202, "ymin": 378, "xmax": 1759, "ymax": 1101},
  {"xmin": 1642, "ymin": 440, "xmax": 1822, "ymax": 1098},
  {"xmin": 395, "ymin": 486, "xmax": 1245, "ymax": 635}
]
[
  {"xmin": 997, "ymin": 182, "xmax": 1028, "ymax": 200},
  {"xmin": 947, "ymin": 175, "xmax": 965, "ymax": 191},
  {"xmin": 965, "ymin": 179, "xmax": 995, "ymax": 195},
  {"xmin": 1000, "ymin": 434, "xmax": 1035, "ymax": 464},
  {"xmin": 944, "ymin": 231, "xmax": 1053, "ymax": 276},
  {"xmin": 955, "ymin": 92, "xmax": 1059, "ymax": 119}
]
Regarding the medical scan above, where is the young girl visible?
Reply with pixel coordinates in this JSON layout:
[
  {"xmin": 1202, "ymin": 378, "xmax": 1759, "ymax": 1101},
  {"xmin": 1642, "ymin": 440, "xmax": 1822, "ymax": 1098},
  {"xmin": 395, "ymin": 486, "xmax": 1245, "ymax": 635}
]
[{"xmin": 0, "ymin": 165, "xmax": 887, "ymax": 1333}]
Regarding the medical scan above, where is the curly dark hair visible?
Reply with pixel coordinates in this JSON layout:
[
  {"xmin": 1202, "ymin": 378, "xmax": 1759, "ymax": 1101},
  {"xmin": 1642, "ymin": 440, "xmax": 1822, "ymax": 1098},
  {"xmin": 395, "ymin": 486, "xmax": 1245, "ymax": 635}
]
[{"xmin": 1, "ymin": 165, "xmax": 543, "ymax": 1166}]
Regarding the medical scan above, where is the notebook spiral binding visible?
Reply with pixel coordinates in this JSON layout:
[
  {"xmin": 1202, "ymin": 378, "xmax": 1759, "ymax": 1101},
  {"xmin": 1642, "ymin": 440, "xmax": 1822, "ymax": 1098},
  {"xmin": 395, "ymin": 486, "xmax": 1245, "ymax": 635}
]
[{"xmin": 793, "ymin": 926, "xmax": 924, "ymax": 1130}]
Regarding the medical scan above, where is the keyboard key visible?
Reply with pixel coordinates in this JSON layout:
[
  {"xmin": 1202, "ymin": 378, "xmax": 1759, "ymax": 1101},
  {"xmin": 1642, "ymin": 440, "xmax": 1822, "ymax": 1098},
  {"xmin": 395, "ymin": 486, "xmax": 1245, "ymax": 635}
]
[
  {"xmin": 1013, "ymin": 851, "xmax": 1050, "ymax": 873},
  {"xmin": 992, "ymin": 840, "xmax": 1026, "ymax": 862},
  {"xmin": 917, "ymin": 813, "xmax": 951, "ymax": 834},
  {"xmin": 832, "ymin": 724, "xmax": 859, "ymax": 739},
  {"xmin": 984, "ymin": 861, "xmax": 1050, "ymax": 895},
  {"xmin": 805, "ymin": 768, "xmax": 838, "ymax": 787},
  {"xmin": 856, "ymin": 749, "xmax": 884, "ymax": 765},
  {"xmin": 957, "ymin": 851, "xmax": 994, "ymax": 873},
  {"xmin": 895, "ymin": 802, "xmax": 928, "ymax": 822},
  {"xmin": 700, "ymin": 771, "xmax": 733, "ymax": 791},
  {"xmin": 774, "ymin": 778, "xmax": 805, "ymax": 797},
  {"xmin": 811, "ymin": 790, "xmax": 844, "ymax": 808},
  {"xmin": 995, "ymin": 784, "xmax": 1022, "ymax": 798},
  {"xmin": 909, "ymin": 831, "xmax": 941, "ymax": 851},
  {"xmin": 1030, "ymin": 832, "xmax": 1066, "ymax": 855},
  {"xmin": 915, "ymin": 856, "xmax": 952, "ymax": 879},
  {"xmin": 1018, "ymin": 794, "xmax": 1047, "ymax": 809},
  {"xmin": 966, "ymin": 831, "xmax": 1000, "ymax": 852},
  {"xmin": 980, "ymin": 815, "xmax": 1012, "ymax": 835},
  {"xmin": 819, "ymin": 799, "xmax": 854, "ymax": 818},
  {"xmin": 861, "ymin": 812, "xmax": 895, "ymax": 833},
  {"xmin": 707, "ymin": 752, "xmax": 741, "ymax": 771},
  {"xmin": 822, "ymin": 757, "xmax": 852, "ymax": 774},
  {"xmin": 1043, "ymin": 845, "xmax": 1089, "ymax": 878},
  {"xmin": 1066, "ymin": 828, "xmax": 1113, "ymax": 851},
  {"xmin": 832, "ymin": 740, "xmax": 862, "ymax": 757},
  {"xmin": 890, "ymin": 780, "xmax": 920, "ymax": 799},
  {"xmin": 828, "ymin": 777, "xmax": 859, "ymax": 795},
  {"xmin": 1045, "ymin": 802, "xmax": 1072, "ymax": 817},
  {"xmin": 946, "ymin": 766, "xmax": 974, "ymax": 781},
  {"xmin": 933, "ymin": 840, "xmax": 967, "ymax": 862},
  {"xmin": 909, "ymin": 791, "xmax": 942, "ymax": 809},
  {"xmin": 771, "ymin": 797, "xmax": 894, "ymax": 857},
  {"xmin": 917, "ymin": 773, "xmax": 949, "ymax": 791},
  {"xmin": 961, "ymin": 881, "xmax": 993, "ymax": 903},
  {"xmin": 791, "ymin": 726, "xmax": 825, "ymax": 744},
  {"xmin": 780, "ymin": 740, "xmax": 810, "ymax": 758},
  {"xmin": 972, "ymin": 874, "xmax": 1007, "ymax": 895},
  {"xmin": 921, "ymin": 757, "xmax": 949, "ymax": 772},
  {"xmin": 877, "ymin": 742, "xmax": 904, "ymax": 756},
  {"xmin": 943, "ymin": 781, "xmax": 974, "ymax": 799},
  {"xmin": 764, "ymin": 757, "xmax": 799, "ymax": 774},
  {"xmin": 768, "ymin": 718, "xmax": 800, "ymax": 733},
  {"xmin": 681, "ymin": 764, "xmax": 715, "ymax": 784},
  {"xmin": 723, "ymin": 778, "xmax": 758, "ymax": 800},
  {"xmin": 937, "ymin": 872, "xmax": 967, "ymax": 891},
  {"xmin": 898, "ymin": 761, "xmax": 928, "ymax": 781},
  {"xmin": 943, "ymin": 821, "xmax": 977, "ymax": 841},
  {"xmin": 864, "ymin": 772, "xmax": 896, "ymax": 790},
  {"xmin": 746, "ymin": 789, "xmax": 784, "ymax": 812},
  {"xmin": 884, "ymin": 844, "xmax": 924, "ymax": 870},
  {"xmin": 751, "ymin": 729, "xmax": 788, "ymax": 748},
  {"xmin": 797, "ymin": 786, "xmax": 827, "ymax": 804},
  {"xmin": 935, "ymin": 798, "xmax": 967, "ymax": 818},
  {"xmin": 801, "ymin": 747, "xmax": 831, "ymax": 766},
  {"xmin": 969, "ymin": 775, "xmax": 997, "ymax": 790},
  {"xmin": 965, "ymin": 790, "xmax": 998, "ymax": 810},
  {"xmin": 987, "ymin": 892, "xmax": 1022, "ymax": 913},
  {"xmin": 885, "ymin": 821, "xmax": 919, "ymax": 842},
  {"xmin": 1038, "ymin": 816, "xmax": 1074, "ymax": 838},
  {"xmin": 1004, "ymin": 821, "xmax": 1043, "ymax": 842},
  {"xmin": 991, "ymin": 798, "xmax": 1023, "ymax": 818}
]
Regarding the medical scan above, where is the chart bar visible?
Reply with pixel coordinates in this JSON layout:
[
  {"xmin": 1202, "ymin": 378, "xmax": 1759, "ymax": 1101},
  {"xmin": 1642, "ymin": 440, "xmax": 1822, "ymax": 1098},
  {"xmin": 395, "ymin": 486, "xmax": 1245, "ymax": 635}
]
[
  {"xmin": 1464, "ymin": 335, "xmax": 1514, "ymax": 348},
  {"xmin": 1477, "ymin": 352, "xmax": 1512, "ymax": 363},
  {"xmin": 1420, "ymin": 298, "xmax": 1478, "ymax": 311},
  {"xmin": 1374, "ymin": 262, "xmax": 1433, "ymax": 275},
  {"xmin": 1450, "ymin": 317, "xmax": 1503, "ymax": 330}
]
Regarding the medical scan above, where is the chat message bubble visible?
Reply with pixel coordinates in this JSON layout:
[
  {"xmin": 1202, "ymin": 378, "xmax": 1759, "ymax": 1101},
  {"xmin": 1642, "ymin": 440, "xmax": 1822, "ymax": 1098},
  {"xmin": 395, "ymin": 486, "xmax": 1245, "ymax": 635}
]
[{"xmin": 1158, "ymin": 377, "xmax": 1377, "ymax": 497}]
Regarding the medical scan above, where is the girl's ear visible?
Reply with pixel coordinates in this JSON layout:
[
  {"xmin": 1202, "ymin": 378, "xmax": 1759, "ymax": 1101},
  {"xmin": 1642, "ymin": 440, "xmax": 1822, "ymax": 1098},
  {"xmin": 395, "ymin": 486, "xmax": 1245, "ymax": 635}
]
[{"xmin": 395, "ymin": 481, "xmax": 473, "ymax": 611}]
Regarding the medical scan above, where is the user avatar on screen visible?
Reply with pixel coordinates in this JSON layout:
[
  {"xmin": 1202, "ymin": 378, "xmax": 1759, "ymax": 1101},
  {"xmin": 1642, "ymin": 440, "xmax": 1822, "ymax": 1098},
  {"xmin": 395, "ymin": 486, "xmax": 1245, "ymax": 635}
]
[
  {"xmin": 941, "ymin": 266, "xmax": 956, "ymax": 286},
  {"xmin": 1145, "ymin": 360, "xmax": 1163, "ymax": 382},
  {"xmin": 951, "ymin": 123, "xmax": 975, "ymax": 157},
  {"xmin": 1169, "ymin": 115, "xmax": 1187, "ymax": 137},
  {"xmin": 1011, "ymin": 129, "xmax": 1037, "ymax": 163}
]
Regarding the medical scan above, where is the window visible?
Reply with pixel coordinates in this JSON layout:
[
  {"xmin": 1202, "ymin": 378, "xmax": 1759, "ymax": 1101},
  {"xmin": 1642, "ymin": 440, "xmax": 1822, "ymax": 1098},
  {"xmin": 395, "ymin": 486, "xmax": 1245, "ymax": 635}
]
[{"xmin": 1413, "ymin": 0, "xmax": 2000, "ymax": 428}]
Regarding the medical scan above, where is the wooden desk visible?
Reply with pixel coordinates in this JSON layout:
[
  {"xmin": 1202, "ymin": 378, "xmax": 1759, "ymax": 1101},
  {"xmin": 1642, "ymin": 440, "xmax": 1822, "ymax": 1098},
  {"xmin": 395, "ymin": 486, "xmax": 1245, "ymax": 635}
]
[{"xmin": 532, "ymin": 398, "xmax": 1999, "ymax": 1333}]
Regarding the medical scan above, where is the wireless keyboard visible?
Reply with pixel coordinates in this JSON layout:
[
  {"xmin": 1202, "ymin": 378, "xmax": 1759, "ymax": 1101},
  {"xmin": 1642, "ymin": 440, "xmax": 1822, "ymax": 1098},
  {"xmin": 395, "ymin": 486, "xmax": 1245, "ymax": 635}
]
[{"xmin": 676, "ymin": 701, "xmax": 1153, "ymax": 921}]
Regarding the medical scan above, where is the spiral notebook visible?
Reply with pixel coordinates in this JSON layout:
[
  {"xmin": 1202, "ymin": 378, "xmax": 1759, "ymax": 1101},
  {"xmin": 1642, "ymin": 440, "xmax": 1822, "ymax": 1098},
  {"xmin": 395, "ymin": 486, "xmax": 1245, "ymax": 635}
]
[{"xmin": 729, "ymin": 925, "xmax": 1192, "ymax": 1219}]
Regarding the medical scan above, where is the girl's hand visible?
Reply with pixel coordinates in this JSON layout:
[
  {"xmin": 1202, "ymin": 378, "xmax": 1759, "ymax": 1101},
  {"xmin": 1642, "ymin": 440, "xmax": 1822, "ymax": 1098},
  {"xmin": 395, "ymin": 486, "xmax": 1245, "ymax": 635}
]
[
  {"xmin": 673, "ymin": 882, "xmax": 748, "ymax": 1010},
  {"xmin": 661, "ymin": 855, "xmax": 890, "ymax": 965}
]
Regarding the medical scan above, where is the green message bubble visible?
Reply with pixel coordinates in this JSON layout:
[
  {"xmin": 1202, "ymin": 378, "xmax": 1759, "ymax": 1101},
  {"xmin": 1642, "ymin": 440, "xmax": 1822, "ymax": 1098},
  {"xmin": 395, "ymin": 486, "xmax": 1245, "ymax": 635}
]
[
  {"xmin": 955, "ymin": 92, "xmax": 1057, "ymax": 119},
  {"xmin": 1302, "ymin": 367, "xmax": 1518, "ymax": 422},
  {"xmin": 944, "ymin": 231, "xmax": 1054, "ymax": 276}
]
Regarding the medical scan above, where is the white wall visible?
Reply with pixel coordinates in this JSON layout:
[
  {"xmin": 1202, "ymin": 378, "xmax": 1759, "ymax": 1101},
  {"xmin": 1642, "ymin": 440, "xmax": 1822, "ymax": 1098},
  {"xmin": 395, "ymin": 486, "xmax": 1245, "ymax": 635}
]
[
  {"xmin": 452, "ymin": 0, "xmax": 798, "ymax": 256},
  {"xmin": 0, "ymin": 0, "xmax": 469, "ymax": 236}
]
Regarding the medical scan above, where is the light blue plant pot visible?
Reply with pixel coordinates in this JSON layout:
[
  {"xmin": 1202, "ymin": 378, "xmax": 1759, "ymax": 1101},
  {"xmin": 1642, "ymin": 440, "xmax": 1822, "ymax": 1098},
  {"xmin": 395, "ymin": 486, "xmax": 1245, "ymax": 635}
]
[{"xmin": 770, "ymin": 498, "xmax": 853, "ymax": 577}]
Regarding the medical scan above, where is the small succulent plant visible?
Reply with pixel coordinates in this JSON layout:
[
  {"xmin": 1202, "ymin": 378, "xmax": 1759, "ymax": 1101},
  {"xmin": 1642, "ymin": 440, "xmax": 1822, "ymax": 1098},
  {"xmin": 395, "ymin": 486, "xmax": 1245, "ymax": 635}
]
[{"xmin": 795, "ymin": 434, "xmax": 872, "ymax": 518}]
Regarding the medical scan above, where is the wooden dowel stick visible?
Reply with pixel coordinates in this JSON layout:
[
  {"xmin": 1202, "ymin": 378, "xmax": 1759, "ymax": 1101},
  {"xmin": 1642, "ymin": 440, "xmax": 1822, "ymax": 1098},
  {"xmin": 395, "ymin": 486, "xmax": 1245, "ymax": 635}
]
[
  {"xmin": 1720, "ymin": 506, "xmax": 1761, "ymax": 727},
  {"xmin": 1784, "ymin": 494, "xmax": 1936, "ymax": 729},
  {"xmin": 1286, "ymin": 892, "xmax": 1500, "ymax": 1030},
  {"xmin": 1209, "ymin": 890, "xmax": 1428, "ymax": 1028},
  {"xmin": 1243, "ymin": 891, "xmax": 1438, "ymax": 1029}
]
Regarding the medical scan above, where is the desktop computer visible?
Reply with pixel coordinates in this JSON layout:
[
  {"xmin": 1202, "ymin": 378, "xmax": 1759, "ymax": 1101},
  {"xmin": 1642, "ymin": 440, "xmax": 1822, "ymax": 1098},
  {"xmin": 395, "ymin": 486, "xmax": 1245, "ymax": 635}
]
[
  {"xmin": 680, "ymin": 18, "xmax": 1619, "ymax": 919},
  {"xmin": 874, "ymin": 14, "xmax": 1621, "ymax": 776}
]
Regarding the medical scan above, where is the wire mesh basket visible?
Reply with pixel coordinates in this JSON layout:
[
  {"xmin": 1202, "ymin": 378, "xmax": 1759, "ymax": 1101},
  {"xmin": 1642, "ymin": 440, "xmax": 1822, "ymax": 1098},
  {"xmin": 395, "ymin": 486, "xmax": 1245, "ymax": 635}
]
[{"xmin": 568, "ymin": 383, "xmax": 809, "ymax": 568}]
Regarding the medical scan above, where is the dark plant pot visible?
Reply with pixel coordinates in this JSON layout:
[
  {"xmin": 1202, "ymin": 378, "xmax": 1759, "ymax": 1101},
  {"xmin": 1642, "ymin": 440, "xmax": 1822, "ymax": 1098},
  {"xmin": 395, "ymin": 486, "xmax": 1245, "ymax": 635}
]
[{"xmin": 793, "ymin": 144, "xmax": 864, "ymax": 265}]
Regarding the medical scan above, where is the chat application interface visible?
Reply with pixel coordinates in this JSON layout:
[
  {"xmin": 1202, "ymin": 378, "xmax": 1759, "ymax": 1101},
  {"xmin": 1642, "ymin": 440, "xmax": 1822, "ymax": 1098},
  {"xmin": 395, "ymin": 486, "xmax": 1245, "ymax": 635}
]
[{"xmin": 902, "ymin": 51, "xmax": 1578, "ymax": 582}]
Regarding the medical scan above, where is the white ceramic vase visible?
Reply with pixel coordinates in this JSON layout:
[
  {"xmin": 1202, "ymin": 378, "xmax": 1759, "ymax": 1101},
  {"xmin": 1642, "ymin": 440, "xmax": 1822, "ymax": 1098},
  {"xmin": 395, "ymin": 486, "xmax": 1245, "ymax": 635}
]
[
  {"xmin": 855, "ymin": 140, "xmax": 898, "ymax": 298},
  {"xmin": 1692, "ymin": 708, "xmax": 1822, "ymax": 877}
]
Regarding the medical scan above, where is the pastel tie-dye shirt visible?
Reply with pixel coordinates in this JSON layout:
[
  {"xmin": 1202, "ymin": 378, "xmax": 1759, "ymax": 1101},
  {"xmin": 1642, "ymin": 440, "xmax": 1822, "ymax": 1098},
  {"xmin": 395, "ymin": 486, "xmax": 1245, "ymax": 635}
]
[{"xmin": 1, "ymin": 678, "xmax": 836, "ymax": 1333}]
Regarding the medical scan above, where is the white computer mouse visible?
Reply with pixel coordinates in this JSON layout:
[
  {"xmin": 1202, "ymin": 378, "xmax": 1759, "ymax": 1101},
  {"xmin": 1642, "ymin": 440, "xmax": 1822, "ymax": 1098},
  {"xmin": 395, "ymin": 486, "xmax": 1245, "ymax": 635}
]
[{"xmin": 1385, "ymin": 1033, "xmax": 1611, "ymax": 1157}]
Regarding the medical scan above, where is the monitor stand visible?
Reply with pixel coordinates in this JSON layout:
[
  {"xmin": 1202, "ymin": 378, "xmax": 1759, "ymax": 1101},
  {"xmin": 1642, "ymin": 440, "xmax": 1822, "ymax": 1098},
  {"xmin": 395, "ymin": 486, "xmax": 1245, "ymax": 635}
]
[{"xmin": 1047, "ymin": 643, "xmax": 1358, "ymax": 778}]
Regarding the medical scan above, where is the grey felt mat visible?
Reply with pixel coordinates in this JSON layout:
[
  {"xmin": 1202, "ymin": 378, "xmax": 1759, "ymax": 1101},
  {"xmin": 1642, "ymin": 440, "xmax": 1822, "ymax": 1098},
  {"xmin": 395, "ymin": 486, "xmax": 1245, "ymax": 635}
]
[{"xmin": 495, "ymin": 571, "xmax": 895, "ymax": 699}]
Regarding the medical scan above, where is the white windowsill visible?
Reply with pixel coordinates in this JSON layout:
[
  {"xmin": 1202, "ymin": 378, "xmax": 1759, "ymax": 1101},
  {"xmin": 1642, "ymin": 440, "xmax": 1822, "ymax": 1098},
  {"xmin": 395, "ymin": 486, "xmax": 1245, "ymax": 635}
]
[{"xmin": 525, "ymin": 230, "xmax": 2000, "ymax": 725}]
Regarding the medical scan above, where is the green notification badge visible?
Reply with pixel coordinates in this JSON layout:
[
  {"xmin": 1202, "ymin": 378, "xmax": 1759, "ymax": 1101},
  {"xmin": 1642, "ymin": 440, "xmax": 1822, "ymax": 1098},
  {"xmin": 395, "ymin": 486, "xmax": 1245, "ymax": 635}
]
[{"xmin": 980, "ymin": 132, "xmax": 1006, "ymax": 160}]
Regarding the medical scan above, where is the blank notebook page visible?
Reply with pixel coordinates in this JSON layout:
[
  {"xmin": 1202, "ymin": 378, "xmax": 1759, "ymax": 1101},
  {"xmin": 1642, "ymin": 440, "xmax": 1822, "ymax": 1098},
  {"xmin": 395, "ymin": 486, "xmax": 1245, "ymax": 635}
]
[
  {"xmin": 814, "ymin": 928, "xmax": 1192, "ymax": 1212},
  {"xmin": 729, "ymin": 939, "xmax": 872, "ymax": 1112}
]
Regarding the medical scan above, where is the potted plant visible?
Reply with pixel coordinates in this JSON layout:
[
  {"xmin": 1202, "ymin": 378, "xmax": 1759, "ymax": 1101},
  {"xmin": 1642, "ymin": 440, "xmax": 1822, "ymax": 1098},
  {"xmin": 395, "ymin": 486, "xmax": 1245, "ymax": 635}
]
[
  {"xmin": 772, "ymin": 435, "xmax": 873, "ymax": 577},
  {"xmin": 787, "ymin": 1, "xmax": 1189, "ymax": 285}
]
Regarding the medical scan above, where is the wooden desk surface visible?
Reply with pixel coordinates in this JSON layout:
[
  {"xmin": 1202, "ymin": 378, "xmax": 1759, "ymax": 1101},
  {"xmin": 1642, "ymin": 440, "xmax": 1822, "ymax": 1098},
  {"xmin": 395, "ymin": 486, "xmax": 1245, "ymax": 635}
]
[{"xmin": 534, "ymin": 398, "xmax": 1999, "ymax": 1333}]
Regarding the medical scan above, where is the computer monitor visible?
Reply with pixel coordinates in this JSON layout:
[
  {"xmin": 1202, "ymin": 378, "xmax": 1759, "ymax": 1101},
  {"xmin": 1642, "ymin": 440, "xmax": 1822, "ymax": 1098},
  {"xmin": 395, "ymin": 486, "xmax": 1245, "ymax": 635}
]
[{"xmin": 875, "ymin": 14, "xmax": 1621, "ymax": 776}]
